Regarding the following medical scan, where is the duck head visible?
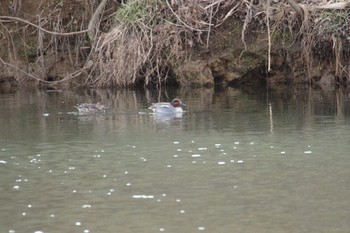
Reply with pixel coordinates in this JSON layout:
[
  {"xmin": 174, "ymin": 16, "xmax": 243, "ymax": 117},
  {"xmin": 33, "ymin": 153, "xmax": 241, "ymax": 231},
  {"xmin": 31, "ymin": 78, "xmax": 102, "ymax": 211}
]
[{"xmin": 171, "ymin": 99, "xmax": 186, "ymax": 108}]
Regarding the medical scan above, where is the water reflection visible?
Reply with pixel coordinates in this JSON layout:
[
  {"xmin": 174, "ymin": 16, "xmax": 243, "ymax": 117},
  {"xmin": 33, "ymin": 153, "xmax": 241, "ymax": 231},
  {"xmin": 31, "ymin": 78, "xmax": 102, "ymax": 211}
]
[{"xmin": 1, "ymin": 86, "xmax": 350, "ymax": 233}]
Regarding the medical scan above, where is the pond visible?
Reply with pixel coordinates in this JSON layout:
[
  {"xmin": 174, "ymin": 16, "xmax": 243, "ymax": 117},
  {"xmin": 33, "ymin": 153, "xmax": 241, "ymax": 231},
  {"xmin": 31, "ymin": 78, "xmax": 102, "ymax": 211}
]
[{"xmin": 1, "ymin": 85, "xmax": 350, "ymax": 233}]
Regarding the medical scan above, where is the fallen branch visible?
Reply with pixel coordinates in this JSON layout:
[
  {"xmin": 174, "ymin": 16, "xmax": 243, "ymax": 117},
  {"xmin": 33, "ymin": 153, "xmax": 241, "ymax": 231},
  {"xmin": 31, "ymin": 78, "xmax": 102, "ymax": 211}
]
[
  {"xmin": 0, "ymin": 57, "xmax": 47, "ymax": 83},
  {"xmin": 285, "ymin": 0, "xmax": 303, "ymax": 16},
  {"xmin": 314, "ymin": 2, "xmax": 350, "ymax": 10},
  {"xmin": 0, "ymin": 16, "xmax": 88, "ymax": 35},
  {"xmin": 87, "ymin": 0, "xmax": 108, "ymax": 43},
  {"xmin": 266, "ymin": 0, "xmax": 272, "ymax": 72},
  {"xmin": 0, "ymin": 57, "xmax": 89, "ymax": 85}
]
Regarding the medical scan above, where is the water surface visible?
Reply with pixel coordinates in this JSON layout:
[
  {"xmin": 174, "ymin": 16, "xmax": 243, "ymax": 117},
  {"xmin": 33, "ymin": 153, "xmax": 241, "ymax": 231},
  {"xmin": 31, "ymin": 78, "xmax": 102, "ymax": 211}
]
[{"xmin": 1, "ymin": 86, "xmax": 350, "ymax": 233}]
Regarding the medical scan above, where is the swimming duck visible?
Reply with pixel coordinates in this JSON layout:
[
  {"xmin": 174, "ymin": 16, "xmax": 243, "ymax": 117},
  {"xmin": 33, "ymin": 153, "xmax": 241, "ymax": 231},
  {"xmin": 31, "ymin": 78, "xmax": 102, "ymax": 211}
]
[
  {"xmin": 149, "ymin": 98, "xmax": 186, "ymax": 115},
  {"xmin": 75, "ymin": 103, "xmax": 106, "ymax": 114}
]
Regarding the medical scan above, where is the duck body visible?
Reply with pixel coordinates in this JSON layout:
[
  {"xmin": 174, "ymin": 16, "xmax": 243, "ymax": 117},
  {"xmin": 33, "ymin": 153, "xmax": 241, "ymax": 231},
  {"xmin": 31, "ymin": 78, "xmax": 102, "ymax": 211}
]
[
  {"xmin": 75, "ymin": 103, "xmax": 106, "ymax": 114},
  {"xmin": 149, "ymin": 99, "xmax": 186, "ymax": 115}
]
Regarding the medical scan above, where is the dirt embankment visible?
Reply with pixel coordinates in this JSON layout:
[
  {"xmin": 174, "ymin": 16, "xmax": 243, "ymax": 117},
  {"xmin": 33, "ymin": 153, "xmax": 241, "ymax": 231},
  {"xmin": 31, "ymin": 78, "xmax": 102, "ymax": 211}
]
[
  {"xmin": 1, "ymin": 0, "xmax": 350, "ymax": 90},
  {"xmin": 0, "ymin": 0, "xmax": 101, "ymax": 89}
]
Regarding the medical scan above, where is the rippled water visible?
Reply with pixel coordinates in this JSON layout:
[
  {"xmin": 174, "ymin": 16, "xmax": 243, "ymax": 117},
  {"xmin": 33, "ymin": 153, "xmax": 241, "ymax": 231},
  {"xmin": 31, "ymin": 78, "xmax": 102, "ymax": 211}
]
[{"xmin": 1, "ymin": 86, "xmax": 350, "ymax": 233}]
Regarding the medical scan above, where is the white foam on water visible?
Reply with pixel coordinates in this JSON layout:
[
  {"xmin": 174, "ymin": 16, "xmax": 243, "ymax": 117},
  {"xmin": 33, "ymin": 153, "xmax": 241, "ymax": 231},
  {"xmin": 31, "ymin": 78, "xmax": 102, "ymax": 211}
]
[
  {"xmin": 192, "ymin": 154, "xmax": 201, "ymax": 158},
  {"xmin": 218, "ymin": 161, "xmax": 226, "ymax": 165}
]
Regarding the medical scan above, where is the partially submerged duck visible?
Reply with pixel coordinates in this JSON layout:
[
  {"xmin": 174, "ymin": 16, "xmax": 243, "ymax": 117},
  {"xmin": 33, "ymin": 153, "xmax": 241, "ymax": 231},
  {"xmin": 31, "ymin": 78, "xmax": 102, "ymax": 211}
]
[
  {"xmin": 149, "ymin": 99, "xmax": 186, "ymax": 115},
  {"xmin": 75, "ymin": 103, "xmax": 106, "ymax": 114}
]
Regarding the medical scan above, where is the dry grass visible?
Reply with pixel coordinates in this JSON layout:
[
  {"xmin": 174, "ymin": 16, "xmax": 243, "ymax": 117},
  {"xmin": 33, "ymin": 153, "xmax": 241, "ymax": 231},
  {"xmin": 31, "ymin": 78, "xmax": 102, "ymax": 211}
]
[
  {"xmin": 257, "ymin": 0, "xmax": 350, "ymax": 83},
  {"xmin": 0, "ymin": 0, "xmax": 93, "ymax": 85},
  {"xmin": 1, "ymin": 0, "xmax": 350, "ymax": 87},
  {"xmin": 88, "ymin": 0, "xmax": 242, "ymax": 87},
  {"xmin": 89, "ymin": 0, "xmax": 350, "ymax": 87}
]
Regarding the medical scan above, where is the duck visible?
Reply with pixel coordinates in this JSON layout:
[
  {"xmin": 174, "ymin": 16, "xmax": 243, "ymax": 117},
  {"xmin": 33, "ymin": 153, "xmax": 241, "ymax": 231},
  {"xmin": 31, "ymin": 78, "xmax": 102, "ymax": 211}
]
[
  {"xmin": 75, "ymin": 102, "xmax": 106, "ymax": 114},
  {"xmin": 149, "ymin": 98, "xmax": 186, "ymax": 115}
]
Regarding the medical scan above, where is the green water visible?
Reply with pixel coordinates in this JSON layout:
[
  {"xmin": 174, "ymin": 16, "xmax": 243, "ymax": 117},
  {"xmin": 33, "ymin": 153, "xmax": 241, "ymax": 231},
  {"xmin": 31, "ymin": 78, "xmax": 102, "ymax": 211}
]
[{"xmin": 1, "ymin": 86, "xmax": 350, "ymax": 233}]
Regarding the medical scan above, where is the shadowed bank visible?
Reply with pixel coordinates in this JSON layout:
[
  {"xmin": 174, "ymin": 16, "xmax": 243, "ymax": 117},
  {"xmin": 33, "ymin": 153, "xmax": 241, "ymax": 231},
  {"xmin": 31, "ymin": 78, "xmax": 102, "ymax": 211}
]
[{"xmin": 1, "ymin": 0, "xmax": 350, "ymax": 88}]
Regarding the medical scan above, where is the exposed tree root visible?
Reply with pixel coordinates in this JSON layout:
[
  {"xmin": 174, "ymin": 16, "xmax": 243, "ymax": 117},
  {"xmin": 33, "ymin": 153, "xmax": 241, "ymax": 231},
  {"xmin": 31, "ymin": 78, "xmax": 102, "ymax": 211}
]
[{"xmin": 1, "ymin": 0, "xmax": 350, "ymax": 87}]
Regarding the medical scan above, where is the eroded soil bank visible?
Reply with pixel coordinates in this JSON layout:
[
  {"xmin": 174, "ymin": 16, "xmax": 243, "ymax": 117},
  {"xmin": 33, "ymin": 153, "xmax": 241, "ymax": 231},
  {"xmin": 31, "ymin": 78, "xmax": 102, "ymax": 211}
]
[{"xmin": 1, "ymin": 0, "xmax": 349, "ymax": 90}]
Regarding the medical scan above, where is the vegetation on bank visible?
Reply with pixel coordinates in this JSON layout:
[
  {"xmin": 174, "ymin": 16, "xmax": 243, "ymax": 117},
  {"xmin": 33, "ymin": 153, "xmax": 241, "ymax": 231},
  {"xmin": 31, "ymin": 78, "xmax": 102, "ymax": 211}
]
[{"xmin": 0, "ymin": 0, "xmax": 350, "ymax": 88}]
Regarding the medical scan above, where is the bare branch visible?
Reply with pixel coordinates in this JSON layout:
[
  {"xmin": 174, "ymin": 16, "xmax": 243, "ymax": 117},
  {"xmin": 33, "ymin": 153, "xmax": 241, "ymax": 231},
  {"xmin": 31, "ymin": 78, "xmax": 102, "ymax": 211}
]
[
  {"xmin": 285, "ymin": 0, "xmax": 303, "ymax": 16},
  {"xmin": 88, "ymin": 0, "xmax": 109, "ymax": 42},
  {"xmin": 314, "ymin": 2, "xmax": 350, "ymax": 10},
  {"xmin": 0, "ymin": 16, "xmax": 88, "ymax": 35}
]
